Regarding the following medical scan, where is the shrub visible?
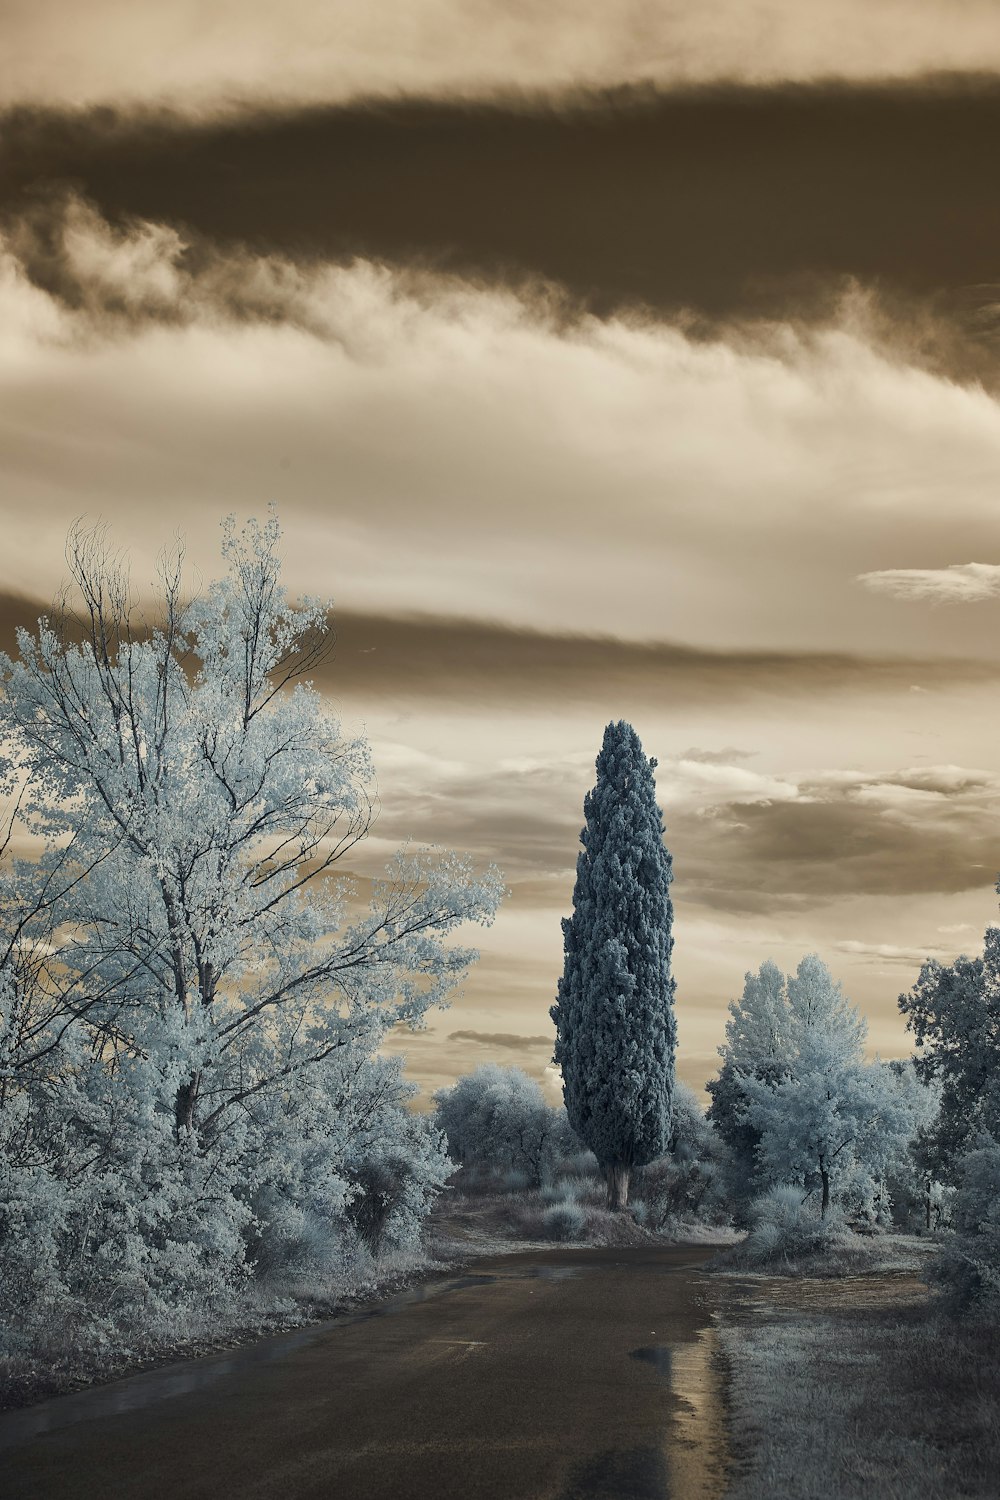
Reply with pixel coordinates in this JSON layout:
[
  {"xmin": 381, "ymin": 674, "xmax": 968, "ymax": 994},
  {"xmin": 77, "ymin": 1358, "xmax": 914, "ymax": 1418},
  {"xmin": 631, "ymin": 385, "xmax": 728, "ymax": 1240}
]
[
  {"xmin": 543, "ymin": 1202, "xmax": 586, "ymax": 1241},
  {"xmin": 631, "ymin": 1082, "xmax": 732, "ymax": 1230},
  {"xmin": 346, "ymin": 1158, "xmax": 414, "ymax": 1255},
  {"xmin": 564, "ymin": 1149, "xmax": 600, "ymax": 1177},
  {"xmin": 929, "ymin": 1139, "xmax": 1000, "ymax": 1311},
  {"xmin": 744, "ymin": 1184, "xmax": 842, "ymax": 1264},
  {"xmin": 433, "ymin": 1065, "xmax": 576, "ymax": 1186}
]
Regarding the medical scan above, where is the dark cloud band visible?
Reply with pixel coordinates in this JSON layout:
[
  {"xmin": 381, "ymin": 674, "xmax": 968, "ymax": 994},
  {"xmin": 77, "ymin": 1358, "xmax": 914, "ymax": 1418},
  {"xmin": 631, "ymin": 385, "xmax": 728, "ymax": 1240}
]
[
  {"xmin": 4, "ymin": 80, "xmax": 1000, "ymax": 363},
  {"xmin": 3, "ymin": 592, "xmax": 998, "ymax": 708}
]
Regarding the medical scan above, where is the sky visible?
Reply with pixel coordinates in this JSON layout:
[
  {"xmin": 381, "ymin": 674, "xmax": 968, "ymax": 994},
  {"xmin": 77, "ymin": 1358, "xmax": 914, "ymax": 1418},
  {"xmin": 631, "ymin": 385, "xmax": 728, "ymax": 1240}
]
[{"xmin": 3, "ymin": 4, "xmax": 1000, "ymax": 1101}]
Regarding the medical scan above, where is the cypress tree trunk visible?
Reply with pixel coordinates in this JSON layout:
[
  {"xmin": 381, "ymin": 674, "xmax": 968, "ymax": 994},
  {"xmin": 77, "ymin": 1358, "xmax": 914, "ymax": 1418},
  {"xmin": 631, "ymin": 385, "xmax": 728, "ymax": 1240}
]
[
  {"xmin": 820, "ymin": 1163, "xmax": 830, "ymax": 1218},
  {"xmin": 605, "ymin": 1162, "xmax": 631, "ymax": 1212}
]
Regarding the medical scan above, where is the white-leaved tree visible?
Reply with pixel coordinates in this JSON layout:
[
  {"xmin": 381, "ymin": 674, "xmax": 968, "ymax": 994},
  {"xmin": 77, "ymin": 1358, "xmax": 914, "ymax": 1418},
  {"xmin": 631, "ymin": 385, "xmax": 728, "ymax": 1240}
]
[
  {"xmin": 719, "ymin": 955, "xmax": 918, "ymax": 1220},
  {"xmin": 0, "ymin": 512, "xmax": 502, "ymax": 1353},
  {"xmin": 706, "ymin": 959, "xmax": 792, "ymax": 1219}
]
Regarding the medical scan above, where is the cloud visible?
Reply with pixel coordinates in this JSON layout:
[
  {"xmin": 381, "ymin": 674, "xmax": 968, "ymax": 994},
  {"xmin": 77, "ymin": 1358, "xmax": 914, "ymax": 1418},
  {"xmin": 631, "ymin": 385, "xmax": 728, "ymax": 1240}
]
[
  {"xmin": 448, "ymin": 1030, "xmax": 553, "ymax": 1051},
  {"xmin": 858, "ymin": 563, "xmax": 1000, "ymax": 603},
  {"xmin": 8, "ymin": 88, "xmax": 1000, "ymax": 377},
  {"xmin": 4, "ymin": 197, "xmax": 1000, "ymax": 662},
  {"xmin": 322, "ymin": 614, "xmax": 1000, "ymax": 711},
  {"xmin": 832, "ymin": 939, "xmax": 948, "ymax": 966},
  {"xmin": 350, "ymin": 734, "xmax": 1000, "ymax": 914},
  {"xmin": 4, "ymin": 3, "xmax": 1000, "ymax": 113},
  {"xmin": 684, "ymin": 764, "xmax": 1000, "ymax": 911},
  {"xmin": 676, "ymin": 746, "xmax": 757, "ymax": 764}
]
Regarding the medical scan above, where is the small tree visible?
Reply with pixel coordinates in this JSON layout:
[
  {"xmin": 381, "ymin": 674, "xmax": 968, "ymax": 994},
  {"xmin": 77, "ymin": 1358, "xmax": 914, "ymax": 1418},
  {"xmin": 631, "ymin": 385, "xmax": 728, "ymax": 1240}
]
[{"xmin": 551, "ymin": 721, "xmax": 676, "ymax": 1211}]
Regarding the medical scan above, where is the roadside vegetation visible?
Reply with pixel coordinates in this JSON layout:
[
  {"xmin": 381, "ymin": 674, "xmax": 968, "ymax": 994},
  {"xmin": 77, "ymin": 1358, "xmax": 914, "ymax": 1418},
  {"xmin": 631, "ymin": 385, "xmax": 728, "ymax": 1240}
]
[
  {"xmin": 430, "ymin": 1066, "xmax": 736, "ymax": 1254},
  {"xmin": 708, "ymin": 921, "xmax": 1000, "ymax": 1499},
  {"xmin": 0, "ymin": 515, "xmax": 501, "ymax": 1407},
  {"xmin": 720, "ymin": 1277, "xmax": 1000, "ymax": 1500}
]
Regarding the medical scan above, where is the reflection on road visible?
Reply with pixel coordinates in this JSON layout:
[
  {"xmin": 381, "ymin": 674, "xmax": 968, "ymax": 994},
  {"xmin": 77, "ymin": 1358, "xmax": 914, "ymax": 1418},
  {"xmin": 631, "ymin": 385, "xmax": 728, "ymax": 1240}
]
[
  {"xmin": 632, "ymin": 1318, "xmax": 731, "ymax": 1500},
  {"xmin": 667, "ymin": 1322, "xmax": 731, "ymax": 1500}
]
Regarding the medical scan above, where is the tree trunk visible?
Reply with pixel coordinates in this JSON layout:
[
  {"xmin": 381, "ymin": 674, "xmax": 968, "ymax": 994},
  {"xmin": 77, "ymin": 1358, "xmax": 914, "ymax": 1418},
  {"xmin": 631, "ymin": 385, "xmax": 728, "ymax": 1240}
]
[
  {"xmin": 820, "ymin": 1164, "xmax": 830, "ymax": 1218},
  {"xmin": 605, "ymin": 1162, "xmax": 631, "ymax": 1212},
  {"xmin": 925, "ymin": 1176, "xmax": 932, "ymax": 1232},
  {"xmin": 174, "ymin": 1074, "xmax": 200, "ymax": 1137}
]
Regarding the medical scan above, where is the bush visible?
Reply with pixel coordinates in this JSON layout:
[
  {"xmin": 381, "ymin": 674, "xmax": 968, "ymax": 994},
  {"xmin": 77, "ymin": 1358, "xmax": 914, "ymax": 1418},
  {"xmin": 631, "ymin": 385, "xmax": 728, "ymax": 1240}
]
[
  {"xmin": 632, "ymin": 1083, "xmax": 731, "ymax": 1229},
  {"xmin": 543, "ymin": 1202, "xmax": 587, "ymax": 1241},
  {"xmin": 744, "ymin": 1185, "xmax": 842, "ymax": 1264},
  {"xmin": 929, "ymin": 1139, "xmax": 1000, "ymax": 1311},
  {"xmin": 564, "ymin": 1149, "xmax": 600, "ymax": 1177},
  {"xmin": 346, "ymin": 1158, "xmax": 415, "ymax": 1255}
]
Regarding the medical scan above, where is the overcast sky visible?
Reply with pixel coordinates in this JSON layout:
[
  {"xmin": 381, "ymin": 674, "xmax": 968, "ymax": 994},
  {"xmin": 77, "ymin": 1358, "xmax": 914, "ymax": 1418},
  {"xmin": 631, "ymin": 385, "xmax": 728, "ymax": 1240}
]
[{"xmin": 3, "ymin": 5, "xmax": 1000, "ymax": 1099}]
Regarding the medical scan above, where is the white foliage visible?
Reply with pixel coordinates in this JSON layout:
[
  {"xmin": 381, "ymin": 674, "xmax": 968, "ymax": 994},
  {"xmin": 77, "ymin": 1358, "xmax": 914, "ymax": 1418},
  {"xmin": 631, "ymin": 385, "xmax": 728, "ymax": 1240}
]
[
  {"xmin": 744, "ymin": 1184, "xmax": 843, "ymax": 1263},
  {"xmin": 726, "ymin": 956, "xmax": 921, "ymax": 1218},
  {"xmin": 0, "ymin": 513, "xmax": 501, "ymax": 1355}
]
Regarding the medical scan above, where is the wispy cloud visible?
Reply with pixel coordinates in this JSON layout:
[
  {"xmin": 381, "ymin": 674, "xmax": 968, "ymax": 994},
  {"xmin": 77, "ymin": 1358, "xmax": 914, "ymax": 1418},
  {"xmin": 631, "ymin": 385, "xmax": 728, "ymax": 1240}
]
[
  {"xmin": 676, "ymin": 746, "xmax": 758, "ymax": 765},
  {"xmin": 858, "ymin": 562, "xmax": 1000, "ymax": 603},
  {"xmin": 4, "ymin": 197, "xmax": 1000, "ymax": 659},
  {"xmin": 448, "ymin": 1030, "xmax": 553, "ymax": 1051},
  {"xmin": 832, "ymin": 939, "xmax": 948, "ymax": 966}
]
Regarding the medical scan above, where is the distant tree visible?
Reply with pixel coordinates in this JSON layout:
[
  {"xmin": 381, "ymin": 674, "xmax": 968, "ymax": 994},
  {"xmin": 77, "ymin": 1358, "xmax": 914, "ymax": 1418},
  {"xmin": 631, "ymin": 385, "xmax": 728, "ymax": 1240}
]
[
  {"xmin": 930, "ymin": 1135, "xmax": 1000, "ymax": 1309},
  {"xmin": 881, "ymin": 1060, "xmax": 943, "ymax": 1231},
  {"xmin": 707, "ymin": 960, "xmax": 792, "ymax": 1219},
  {"xmin": 899, "ymin": 925, "xmax": 1000, "ymax": 1175},
  {"xmin": 899, "ymin": 921, "xmax": 1000, "ymax": 1292},
  {"xmin": 433, "ymin": 1064, "xmax": 571, "ymax": 1187},
  {"xmin": 551, "ymin": 720, "xmax": 676, "ymax": 1211},
  {"xmin": 739, "ymin": 956, "xmax": 916, "ymax": 1218}
]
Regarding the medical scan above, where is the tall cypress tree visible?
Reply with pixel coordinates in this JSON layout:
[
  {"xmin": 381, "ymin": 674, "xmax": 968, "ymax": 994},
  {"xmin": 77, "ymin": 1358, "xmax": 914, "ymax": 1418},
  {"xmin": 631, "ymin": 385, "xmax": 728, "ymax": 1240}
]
[{"xmin": 551, "ymin": 721, "xmax": 676, "ymax": 1211}]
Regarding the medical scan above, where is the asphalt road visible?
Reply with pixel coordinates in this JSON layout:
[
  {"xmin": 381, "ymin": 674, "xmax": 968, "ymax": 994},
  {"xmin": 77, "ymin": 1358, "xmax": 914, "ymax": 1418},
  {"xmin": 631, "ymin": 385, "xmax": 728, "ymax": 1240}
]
[{"xmin": 0, "ymin": 1245, "xmax": 730, "ymax": 1500}]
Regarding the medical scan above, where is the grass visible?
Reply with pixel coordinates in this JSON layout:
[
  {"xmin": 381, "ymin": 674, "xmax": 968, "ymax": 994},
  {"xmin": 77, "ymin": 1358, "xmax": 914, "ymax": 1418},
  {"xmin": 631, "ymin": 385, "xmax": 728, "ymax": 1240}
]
[
  {"xmin": 710, "ymin": 1229, "xmax": 937, "ymax": 1279},
  {"xmin": 717, "ymin": 1267, "xmax": 1000, "ymax": 1499}
]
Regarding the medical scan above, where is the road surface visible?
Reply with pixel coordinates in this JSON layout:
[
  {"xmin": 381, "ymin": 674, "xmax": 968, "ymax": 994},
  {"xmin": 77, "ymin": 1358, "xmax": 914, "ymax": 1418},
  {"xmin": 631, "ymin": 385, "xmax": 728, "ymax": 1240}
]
[{"xmin": 0, "ymin": 1244, "xmax": 730, "ymax": 1500}]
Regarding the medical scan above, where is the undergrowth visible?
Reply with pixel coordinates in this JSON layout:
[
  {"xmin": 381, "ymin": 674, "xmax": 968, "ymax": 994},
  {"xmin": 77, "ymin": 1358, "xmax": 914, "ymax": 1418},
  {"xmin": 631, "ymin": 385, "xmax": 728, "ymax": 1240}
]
[
  {"xmin": 720, "ymin": 1291, "xmax": 1000, "ymax": 1499},
  {"xmin": 0, "ymin": 1246, "xmax": 437, "ymax": 1412}
]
